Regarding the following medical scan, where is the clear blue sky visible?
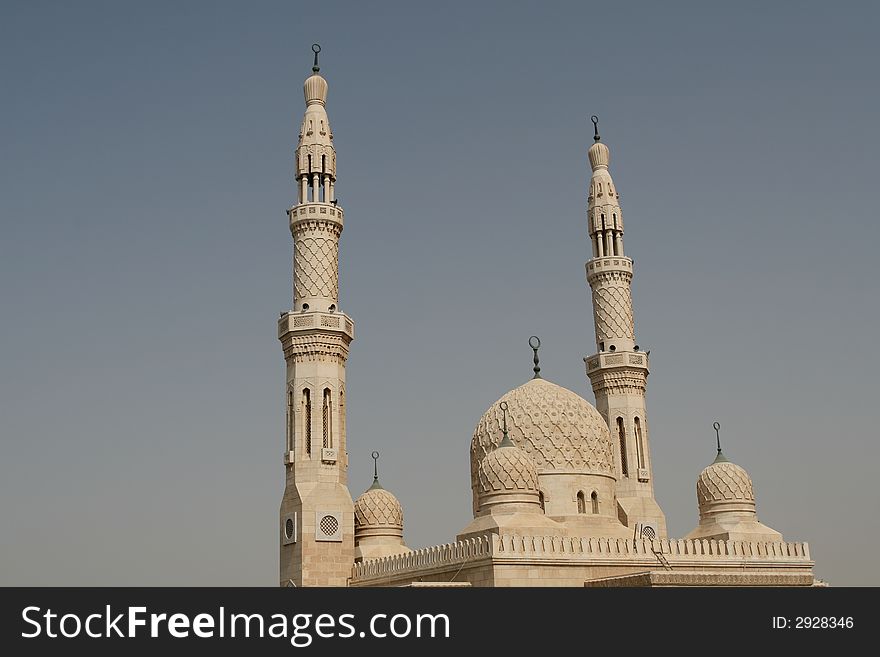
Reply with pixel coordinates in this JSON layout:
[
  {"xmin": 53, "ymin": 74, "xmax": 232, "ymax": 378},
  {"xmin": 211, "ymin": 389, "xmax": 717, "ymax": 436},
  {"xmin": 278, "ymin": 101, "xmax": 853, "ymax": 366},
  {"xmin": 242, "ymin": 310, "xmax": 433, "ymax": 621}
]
[{"xmin": 1, "ymin": 1, "xmax": 878, "ymax": 585}]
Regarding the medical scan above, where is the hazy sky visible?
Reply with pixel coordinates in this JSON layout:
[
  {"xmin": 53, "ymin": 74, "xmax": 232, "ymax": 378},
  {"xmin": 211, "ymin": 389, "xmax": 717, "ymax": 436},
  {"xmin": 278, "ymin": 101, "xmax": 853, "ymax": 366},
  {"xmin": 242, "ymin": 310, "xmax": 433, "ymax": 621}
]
[{"xmin": 1, "ymin": 1, "xmax": 878, "ymax": 586}]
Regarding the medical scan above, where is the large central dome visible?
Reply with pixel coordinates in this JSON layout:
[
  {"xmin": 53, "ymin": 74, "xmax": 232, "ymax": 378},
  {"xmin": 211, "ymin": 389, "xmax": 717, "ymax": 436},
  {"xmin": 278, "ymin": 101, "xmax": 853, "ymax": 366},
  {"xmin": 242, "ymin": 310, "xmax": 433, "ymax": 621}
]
[{"xmin": 470, "ymin": 378, "xmax": 615, "ymax": 491}]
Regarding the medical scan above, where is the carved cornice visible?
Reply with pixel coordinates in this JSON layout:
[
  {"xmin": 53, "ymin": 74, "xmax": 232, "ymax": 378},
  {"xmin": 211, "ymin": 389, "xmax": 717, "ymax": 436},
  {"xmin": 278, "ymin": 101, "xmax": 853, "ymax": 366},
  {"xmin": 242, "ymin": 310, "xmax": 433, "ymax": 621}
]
[
  {"xmin": 589, "ymin": 368, "xmax": 647, "ymax": 397},
  {"xmin": 281, "ymin": 331, "xmax": 351, "ymax": 363}
]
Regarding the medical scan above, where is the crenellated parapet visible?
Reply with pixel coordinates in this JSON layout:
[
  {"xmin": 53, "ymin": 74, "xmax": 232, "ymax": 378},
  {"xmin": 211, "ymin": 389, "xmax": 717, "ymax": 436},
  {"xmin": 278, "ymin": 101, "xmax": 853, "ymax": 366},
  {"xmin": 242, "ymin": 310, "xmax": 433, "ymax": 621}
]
[{"xmin": 349, "ymin": 533, "xmax": 813, "ymax": 587}]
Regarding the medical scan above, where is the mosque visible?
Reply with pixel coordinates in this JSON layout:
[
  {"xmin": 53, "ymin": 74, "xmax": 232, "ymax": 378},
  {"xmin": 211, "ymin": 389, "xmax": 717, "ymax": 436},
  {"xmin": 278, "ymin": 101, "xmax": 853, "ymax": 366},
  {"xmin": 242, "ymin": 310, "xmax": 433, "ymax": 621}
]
[{"xmin": 276, "ymin": 46, "xmax": 817, "ymax": 587}]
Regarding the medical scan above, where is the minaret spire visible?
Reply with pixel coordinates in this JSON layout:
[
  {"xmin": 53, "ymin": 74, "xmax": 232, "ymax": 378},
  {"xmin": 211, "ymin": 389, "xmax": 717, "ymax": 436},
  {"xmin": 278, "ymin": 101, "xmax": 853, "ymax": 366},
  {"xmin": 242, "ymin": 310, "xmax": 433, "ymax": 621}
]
[
  {"xmin": 583, "ymin": 117, "xmax": 666, "ymax": 538},
  {"xmin": 529, "ymin": 336, "xmax": 542, "ymax": 379},
  {"xmin": 713, "ymin": 421, "xmax": 728, "ymax": 463},
  {"xmin": 311, "ymin": 43, "xmax": 321, "ymax": 73},
  {"xmin": 498, "ymin": 402, "xmax": 513, "ymax": 447},
  {"xmin": 278, "ymin": 45, "xmax": 355, "ymax": 587},
  {"xmin": 369, "ymin": 451, "xmax": 383, "ymax": 489}
]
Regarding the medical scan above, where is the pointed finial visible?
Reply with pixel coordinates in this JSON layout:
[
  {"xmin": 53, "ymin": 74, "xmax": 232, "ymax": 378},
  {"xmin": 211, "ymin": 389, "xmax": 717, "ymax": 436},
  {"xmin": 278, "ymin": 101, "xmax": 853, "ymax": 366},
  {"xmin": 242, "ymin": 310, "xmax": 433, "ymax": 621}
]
[
  {"xmin": 712, "ymin": 421, "xmax": 728, "ymax": 463},
  {"xmin": 311, "ymin": 43, "xmax": 321, "ymax": 73},
  {"xmin": 498, "ymin": 401, "xmax": 513, "ymax": 447},
  {"xmin": 591, "ymin": 115, "xmax": 600, "ymax": 142},
  {"xmin": 369, "ymin": 450, "xmax": 383, "ymax": 489},
  {"xmin": 529, "ymin": 336, "xmax": 542, "ymax": 379}
]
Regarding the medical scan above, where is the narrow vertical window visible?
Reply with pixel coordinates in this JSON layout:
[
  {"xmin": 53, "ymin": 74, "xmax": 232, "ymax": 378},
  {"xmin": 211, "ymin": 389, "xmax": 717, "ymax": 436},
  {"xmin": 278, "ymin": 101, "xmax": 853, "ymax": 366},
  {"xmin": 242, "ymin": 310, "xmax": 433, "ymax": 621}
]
[
  {"xmin": 617, "ymin": 417, "xmax": 628, "ymax": 477},
  {"xmin": 635, "ymin": 417, "xmax": 644, "ymax": 469},
  {"xmin": 339, "ymin": 390, "xmax": 345, "ymax": 451},
  {"xmin": 539, "ymin": 491, "xmax": 545, "ymax": 512},
  {"xmin": 287, "ymin": 391, "xmax": 293, "ymax": 453},
  {"xmin": 577, "ymin": 491, "xmax": 586, "ymax": 514},
  {"xmin": 322, "ymin": 388, "xmax": 331, "ymax": 449},
  {"xmin": 303, "ymin": 388, "xmax": 311, "ymax": 456},
  {"xmin": 591, "ymin": 491, "xmax": 599, "ymax": 514}
]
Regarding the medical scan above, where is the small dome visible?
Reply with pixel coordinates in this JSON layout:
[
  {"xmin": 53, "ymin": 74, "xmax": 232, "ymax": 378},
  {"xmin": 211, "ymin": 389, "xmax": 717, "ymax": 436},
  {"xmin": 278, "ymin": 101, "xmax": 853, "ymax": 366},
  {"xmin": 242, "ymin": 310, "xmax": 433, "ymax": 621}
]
[
  {"xmin": 304, "ymin": 73, "xmax": 328, "ymax": 106},
  {"xmin": 478, "ymin": 444, "xmax": 539, "ymax": 495},
  {"xmin": 588, "ymin": 141, "xmax": 610, "ymax": 170},
  {"xmin": 697, "ymin": 458, "xmax": 755, "ymax": 509},
  {"xmin": 354, "ymin": 486, "xmax": 403, "ymax": 530},
  {"xmin": 470, "ymin": 378, "xmax": 615, "ymax": 490}
]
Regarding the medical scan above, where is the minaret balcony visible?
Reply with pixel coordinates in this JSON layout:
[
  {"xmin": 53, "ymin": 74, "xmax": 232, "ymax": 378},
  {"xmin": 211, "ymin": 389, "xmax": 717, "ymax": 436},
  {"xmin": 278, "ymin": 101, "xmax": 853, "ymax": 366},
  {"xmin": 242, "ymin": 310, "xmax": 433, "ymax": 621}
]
[
  {"xmin": 288, "ymin": 202, "xmax": 344, "ymax": 229},
  {"xmin": 586, "ymin": 255, "xmax": 632, "ymax": 277},
  {"xmin": 585, "ymin": 350, "xmax": 649, "ymax": 374},
  {"xmin": 278, "ymin": 310, "xmax": 354, "ymax": 341}
]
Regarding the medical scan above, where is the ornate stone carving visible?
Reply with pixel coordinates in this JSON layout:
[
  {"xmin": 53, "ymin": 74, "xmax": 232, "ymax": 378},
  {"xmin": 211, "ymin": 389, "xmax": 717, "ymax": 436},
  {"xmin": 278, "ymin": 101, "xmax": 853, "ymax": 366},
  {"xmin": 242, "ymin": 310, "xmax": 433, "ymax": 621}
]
[
  {"xmin": 282, "ymin": 332, "xmax": 351, "ymax": 364},
  {"xmin": 697, "ymin": 461, "xmax": 755, "ymax": 505},
  {"xmin": 478, "ymin": 446, "xmax": 539, "ymax": 494},
  {"xmin": 470, "ymin": 379, "xmax": 615, "ymax": 491},
  {"xmin": 354, "ymin": 488, "xmax": 404, "ymax": 529},
  {"xmin": 588, "ymin": 369, "xmax": 647, "ymax": 396},
  {"xmin": 591, "ymin": 278, "xmax": 635, "ymax": 342},
  {"xmin": 294, "ymin": 234, "xmax": 339, "ymax": 301}
]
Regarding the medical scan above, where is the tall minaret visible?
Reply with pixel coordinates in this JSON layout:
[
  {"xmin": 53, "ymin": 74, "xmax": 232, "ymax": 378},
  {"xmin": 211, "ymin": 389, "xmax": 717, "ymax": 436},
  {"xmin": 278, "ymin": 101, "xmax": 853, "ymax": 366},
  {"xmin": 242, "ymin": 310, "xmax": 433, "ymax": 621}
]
[
  {"xmin": 583, "ymin": 116, "xmax": 666, "ymax": 536},
  {"xmin": 278, "ymin": 45, "xmax": 355, "ymax": 586}
]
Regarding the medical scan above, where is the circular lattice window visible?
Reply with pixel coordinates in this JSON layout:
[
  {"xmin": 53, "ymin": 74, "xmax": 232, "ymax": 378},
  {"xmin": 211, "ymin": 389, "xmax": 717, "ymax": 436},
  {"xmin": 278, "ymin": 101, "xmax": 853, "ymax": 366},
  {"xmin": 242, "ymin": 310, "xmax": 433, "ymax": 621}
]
[
  {"xmin": 285, "ymin": 518, "xmax": 294, "ymax": 540},
  {"xmin": 319, "ymin": 515, "xmax": 339, "ymax": 536},
  {"xmin": 641, "ymin": 526, "xmax": 656, "ymax": 540}
]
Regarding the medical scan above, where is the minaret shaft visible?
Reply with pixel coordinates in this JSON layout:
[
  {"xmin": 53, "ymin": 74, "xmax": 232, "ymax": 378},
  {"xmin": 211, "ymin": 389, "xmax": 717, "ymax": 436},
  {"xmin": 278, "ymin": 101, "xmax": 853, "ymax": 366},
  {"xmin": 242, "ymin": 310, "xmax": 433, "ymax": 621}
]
[
  {"xmin": 584, "ymin": 127, "xmax": 666, "ymax": 537},
  {"xmin": 278, "ymin": 52, "xmax": 355, "ymax": 587}
]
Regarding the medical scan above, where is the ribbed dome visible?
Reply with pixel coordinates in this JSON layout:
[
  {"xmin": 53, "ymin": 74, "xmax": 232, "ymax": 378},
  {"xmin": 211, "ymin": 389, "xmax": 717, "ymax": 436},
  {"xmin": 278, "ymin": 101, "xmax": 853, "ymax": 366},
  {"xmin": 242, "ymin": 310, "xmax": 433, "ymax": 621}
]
[
  {"xmin": 588, "ymin": 141, "xmax": 610, "ymax": 170},
  {"xmin": 470, "ymin": 378, "xmax": 615, "ymax": 489},
  {"xmin": 303, "ymin": 73, "xmax": 328, "ymax": 106},
  {"xmin": 478, "ymin": 445, "xmax": 539, "ymax": 495},
  {"xmin": 697, "ymin": 459, "xmax": 755, "ymax": 509},
  {"xmin": 354, "ymin": 486, "xmax": 403, "ymax": 529}
]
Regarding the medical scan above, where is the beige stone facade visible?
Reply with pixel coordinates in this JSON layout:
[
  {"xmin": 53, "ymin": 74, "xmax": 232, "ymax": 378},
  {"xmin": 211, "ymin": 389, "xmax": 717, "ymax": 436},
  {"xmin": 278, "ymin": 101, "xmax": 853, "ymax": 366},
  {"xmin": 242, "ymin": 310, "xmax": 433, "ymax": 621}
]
[
  {"xmin": 276, "ymin": 49, "xmax": 816, "ymax": 587},
  {"xmin": 278, "ymin": 48, "xmax": 355, "ymax": 587}
]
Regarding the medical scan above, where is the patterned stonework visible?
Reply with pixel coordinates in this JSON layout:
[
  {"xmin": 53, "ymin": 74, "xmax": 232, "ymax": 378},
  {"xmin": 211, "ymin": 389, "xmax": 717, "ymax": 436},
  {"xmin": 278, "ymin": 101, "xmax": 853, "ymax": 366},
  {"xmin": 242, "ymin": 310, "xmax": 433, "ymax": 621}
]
[
  {"xmin": 591, "ymin": 272, "xmax": 635, "ymax": 342},
  {"xmin": 470, "ymin": 379, "xmax": 614, "ymax": 490},
  {"xmin": 294, "ymin": 233, "xmax": 340, "ymax": 301},
  {"xmin": 281, "ymin": 332, "xmax": 351, "ymax": 364},
  {"xmin": 588, "ymin": 369, "xmax": 647, "ymax": 397},
  {"xmin": 697, "ymin": 461, "xmax": 755, "ymax": 506},
  {"xmin": 478, "ymin": 446, "xmax": 539, "ymax": 494},
  {"xmin": 296, "ymin": 143, "xmax": 336, "ymax": 177},
  {"xmin": 354, "ymin": 488, "xmax": 404, "ymax": 529}
]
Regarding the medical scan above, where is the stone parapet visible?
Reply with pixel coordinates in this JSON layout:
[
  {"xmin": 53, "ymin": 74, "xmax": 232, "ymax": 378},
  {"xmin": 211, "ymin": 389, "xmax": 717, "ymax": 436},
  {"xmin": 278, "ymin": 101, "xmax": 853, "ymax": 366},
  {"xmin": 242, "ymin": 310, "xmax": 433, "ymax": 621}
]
[
  {"xmin": 585, "ymin": 351, "xmax": 649, "ymax": 374},
  {"xmin": 350, "ymin": 533, "xmax": 812, "ymax": 586},
  {"xmin": 278, "ymin": 311, "xmax": 354, "ymax": 341},
  {"xmin": 288, "ymin": 202, "xmax": 344, "ymax": 229}
]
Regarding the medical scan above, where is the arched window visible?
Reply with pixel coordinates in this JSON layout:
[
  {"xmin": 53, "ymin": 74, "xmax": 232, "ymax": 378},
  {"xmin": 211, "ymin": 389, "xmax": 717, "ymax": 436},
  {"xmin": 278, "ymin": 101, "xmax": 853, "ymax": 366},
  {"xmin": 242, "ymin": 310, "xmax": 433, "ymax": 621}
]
[
  {"xmin": 538, "ymin": 491, "xmax": 545, "ymax": 512},
  {"xmin": 617, "ymin": 417, "xmax": 628, "ymax": 477},
  {"xmin": 591, "ymin": 491, "xmax": 599, "ymax": 514},
  {"xmin": 635, "ymin": 417, "xmax": 644, "ymax": 469},
  {"xmin": 577, "ymin": 491, "xmax": 586, "ymax": 514},
  {"xmin": 303, "ymin": 388, "xmax": 311, "ymax": 456},
  {"xmin": 322, "ymin": 388, "xmax": 331, "ymax": 448}
]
